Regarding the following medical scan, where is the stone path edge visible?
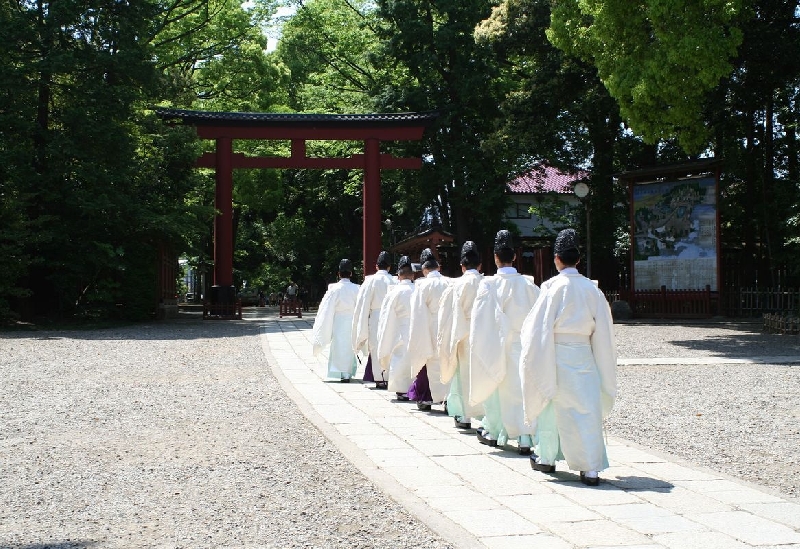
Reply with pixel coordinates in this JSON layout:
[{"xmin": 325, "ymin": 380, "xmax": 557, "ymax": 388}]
[{"xmin": 259, "ymin": 326, "xmax": 485, "ymax": 549}]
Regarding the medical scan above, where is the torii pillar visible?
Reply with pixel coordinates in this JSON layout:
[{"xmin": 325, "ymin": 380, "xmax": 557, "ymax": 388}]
[{"xmin": 156, "ymin": 109, "xmax": 438, "ymax": 311}]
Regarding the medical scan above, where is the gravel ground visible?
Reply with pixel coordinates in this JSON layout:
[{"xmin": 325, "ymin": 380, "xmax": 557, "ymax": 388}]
[
  {"xmin": 0, "ymin": 317, "xmax": 454, "ymax": 549},
  {"xmin": 611, "ymin": 320, "xmax": 800, "ymax": 499},
  {"xmin": 1, "ymin": 315, "xmax": 798, "ymax": 548}
]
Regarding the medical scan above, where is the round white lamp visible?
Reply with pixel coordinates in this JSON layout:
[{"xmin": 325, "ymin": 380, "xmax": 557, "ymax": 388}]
[{"xmin": 573, "ymin": 182, "xmax": 589, "ymax": 198}]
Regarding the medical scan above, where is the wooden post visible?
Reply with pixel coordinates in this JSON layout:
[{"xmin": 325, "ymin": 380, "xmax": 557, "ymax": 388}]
[{"xmin": 363, "ymin": 138, "xmax": 381, "ymax": 275}]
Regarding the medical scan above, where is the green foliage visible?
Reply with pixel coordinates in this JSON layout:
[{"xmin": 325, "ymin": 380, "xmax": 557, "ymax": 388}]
[
  {"xmin": 547, "ymin": 0, "xmax": 746, "ymax": 153},
  {"xmin": 277, "ymin": 0, "xmax": 384, "ymax": 112},
  {"xmin": 373, "ymin": 0, "xmax": 512, "ymax": 245}
]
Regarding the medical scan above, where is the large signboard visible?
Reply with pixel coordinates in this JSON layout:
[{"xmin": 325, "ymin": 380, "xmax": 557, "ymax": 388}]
[{"xmin": 632, "ymin": 176, "xmax": 718, "ymax": 290}]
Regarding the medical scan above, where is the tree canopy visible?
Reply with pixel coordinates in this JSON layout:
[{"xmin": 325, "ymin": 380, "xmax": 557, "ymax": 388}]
[{"xmin": 2, "ymin": 0, "xmax": 800, "ymax": 323}]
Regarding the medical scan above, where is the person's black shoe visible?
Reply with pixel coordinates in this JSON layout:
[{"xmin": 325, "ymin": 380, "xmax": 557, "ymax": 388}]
[
  {"xmin": 454, "ymin": 417, "xmax": 471, "ymax": 430},
  {"xmin": 580, "ymin": 472, "xmax": 600, "ymax": 486},
  {"xmin": 476, "ymin": 429, "xmax": 498, "ymax": 447},
  {"xmin": 340, "ymin": 377, "xmax": 351, "ymax": 383},
  {"xmin": 395, "ymin": 392, "xmax": 410, "ymax": 401},
  {"xmin": 530, "ymin": 456, "xmax": 556, "ymax": 473},
  {"xmin": 374, "ymin": 381, "xmax": 388, "ymax": 390},
  {"xmin": 518, "ymin": 446, "xmax": 532, "ymax": 456},
  {"xmin": 416, "ymin": 402, "xmax": 432, "ymax": 411}
]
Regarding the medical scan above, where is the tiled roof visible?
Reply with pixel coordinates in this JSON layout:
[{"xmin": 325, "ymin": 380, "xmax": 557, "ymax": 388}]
[
  {"xmin": 154, "ymin": 108, "xmax": 439, "ymax": 127},
  {"xmin": 507, "ymin": 164, "xmax": 589, "ymax": 195}
]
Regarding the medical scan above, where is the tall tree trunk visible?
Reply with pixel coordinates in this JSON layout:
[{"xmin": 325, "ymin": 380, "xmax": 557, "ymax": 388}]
[
  {"xmin": 762, "ymin": 96, "xmax": 775, "ymax": 285},
  {"xmin": 743, "ymin": 108, "xmax": 758, "ymax": 285}
]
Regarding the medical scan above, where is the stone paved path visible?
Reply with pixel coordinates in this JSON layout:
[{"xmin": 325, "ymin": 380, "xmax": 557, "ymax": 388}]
[{"xmin": 262, "ymin": 310, "xmax": 800, "ymax": 549}]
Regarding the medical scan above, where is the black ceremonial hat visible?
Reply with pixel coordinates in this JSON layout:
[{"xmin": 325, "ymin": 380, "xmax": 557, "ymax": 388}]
[
  {"xmin": 376, "ymin": 250, "xmax": 391, "ymax": 268},
  {"xmin": 338, "ymin": 258, "xmax": 353, "ymax": 274},
  {"xmin": 460, "ymin": 241, "xmax": 480, "ymax": 265},
  {"xmin": 494, "ymin": 229, "xmax": 514, "ymax": 253},
  {"xmin": 554, "ymin": 228, "xmax": 580, "ymax": 255},
  {"xmin": 420, "ymin": 248, "xmax": 438, "ymax": 269},
  {"xmin": 396, "ymin": 255, "xmax": 412, "ymax": 273}
]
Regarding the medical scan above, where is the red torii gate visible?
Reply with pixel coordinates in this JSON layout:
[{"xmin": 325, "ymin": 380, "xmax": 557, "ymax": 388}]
[{"xmin": 156, "ymin": 108, "xmax": 437, "ymax": 309}]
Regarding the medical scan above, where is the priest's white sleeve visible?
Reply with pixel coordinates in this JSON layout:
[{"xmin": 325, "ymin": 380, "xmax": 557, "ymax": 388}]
[
  {"xmin": 312, "ymin": 286, "xmax": 336, "ymax": 356},
  {"xmin": 591, "ymin": 290, "xmax": 618, "ymax": 417},
  {"xmin": 351, "ymin": 278, "xmax": 372, "ymax": 354},
  {"xmin": 437, "ymin": 285, "xmax": 458, "ymax": 384},
  {"xmin": 407, "ymin": 285, "xmax": 433, "ymax": 376},
  {"xmin": 376, "ymin": 289, "xmax": 398, "ymax": 372},
  {"xmin": 468, "ymin": 280, "xmax": 507, "ymax": 406},
  {"xmin": 519, "ymin": 291, "xmax": 558, "ymax": 425}
]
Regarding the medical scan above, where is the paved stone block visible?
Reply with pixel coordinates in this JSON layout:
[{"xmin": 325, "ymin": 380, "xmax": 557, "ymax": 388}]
[
  {"xmin": 691, "ymin": 510, "xmax": 800, "ymax": 546},
  {"xmin": 349, "ymin": 434, "xmax": 412, "ymax": 451},
  {"xmin": 590, "ymin": 502, "xmax": 673, "ymax": 520},
  {"xmin": 497, "ymin": 493, "xmax": 603, "ymax": 523},
  {"xmin": 635, "ymin": 487, "xmax": 734, "ymax": 514},
  {"xmin": 425, "ymin": 494, "xmax": 502, "ymax": 512},
  {"xmin": 616, "ymin": 514, "xmax": 708, "ymax": 535},
  {"xmin": 480, "ymin": 533, "xmax": 573, "ymax": 549},
  {"xmin": 653, "ymin": 531, "xmax": 751, "ymax": 549},
  {"xmin": 545, "ymin": 518, "xmax": 653, "ymax": 547},
  {"xmin": 407, "ymin": 437, "xmax": 480, "ymax": 457},
  {"xmin": 739, "ymin": 501, "xmax": 800, "ymax": 529},
  {"xmin": 443, "ymin": 508, "xmax": 541, "ymax": 537}
]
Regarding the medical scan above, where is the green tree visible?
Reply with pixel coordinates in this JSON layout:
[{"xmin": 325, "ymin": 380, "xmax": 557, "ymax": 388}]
[
  {"xmin": 708, "ymin": 0, "xmax": 800, "ymax": 285},
  {"xmin": 373, "ymin": 0, "xmax": 511, "ymax": 246},
  {"xmin": 475, "ymin": 0, "xmax": 652, "ymax": 287},
  {"xmin": 547, "ymin": 0, "xmax": 746, "ymax": 153}
]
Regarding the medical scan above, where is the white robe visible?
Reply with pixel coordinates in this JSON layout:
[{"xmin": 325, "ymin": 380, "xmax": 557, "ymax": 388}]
[
  {"xmin": 519, "ymin": 268, "xmax": 617, "ymax": 471},
  {"xmin": 437, "ymin": 269, "xmax": 483, "ymax": 419},
  {"xmin": 312, "ymin": 278, "xmax": 360, "ymax": 378},
  {"xmin": 407, "ymin": 270, "xmax": 451, "ymax": 402},
  {"xmin": 376, "ymin": 279, "xmax": 415, "ymax": 393},
  {"xmin": 351, "ymin": 269, "xmax": 395, "ymax": 379},
  {"xmin": 469, "ymin": 268, "xmax": 540, "ymax": 439}
]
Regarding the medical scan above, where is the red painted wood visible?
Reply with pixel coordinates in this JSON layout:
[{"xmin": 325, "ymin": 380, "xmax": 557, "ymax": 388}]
[
  {"xmin": 195, "ymin": 125, "xmax": 426, "ymax": 141},
  {"xmin": 214, "ymin": 137, "xmax": 234, "ymax": 287},
  {"xmin": 363, "ymin": 138, "xmax": 381, "ymax": 275},
  {"xmin": 196, "ymin": 152, "xmax": 422, "ymax": 170}
]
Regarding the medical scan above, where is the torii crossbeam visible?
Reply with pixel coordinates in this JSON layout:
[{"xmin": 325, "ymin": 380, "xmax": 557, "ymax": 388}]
[{"xmin": 156, "ymin": 108, "xmax": 437, "ymax": 310}]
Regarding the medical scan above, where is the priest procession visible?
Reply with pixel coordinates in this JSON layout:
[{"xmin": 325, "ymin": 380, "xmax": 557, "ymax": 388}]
[{"xmin": 312, "ymin": 228, "xmax": 617, "ymax": 487}]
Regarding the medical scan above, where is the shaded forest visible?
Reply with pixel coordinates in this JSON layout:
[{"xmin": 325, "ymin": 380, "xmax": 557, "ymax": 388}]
[{"xmin": 1, "ymin": 0, "xmax": 799, "ymax": 322}]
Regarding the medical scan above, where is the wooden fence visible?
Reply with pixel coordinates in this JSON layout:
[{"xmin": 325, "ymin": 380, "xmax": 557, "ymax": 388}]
[
  {"xmin": 615, "ymin": 286, "xmax": 713, "ymax": 319},
  {"xmin": 763, "ymin": 313, "xmax": 800, "ymax": 334},
  {"xmin": 721, "ymin": 287, "xmax": 800, "ymax": 317},
  {"xmin": 604, "ymin": 286, "xmax": 800, "ymax": 319}
]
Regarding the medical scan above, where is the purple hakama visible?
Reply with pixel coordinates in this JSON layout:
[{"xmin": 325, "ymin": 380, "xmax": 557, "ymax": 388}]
[
  {"xmin": 362, "ymin": 355, "xmax": 375, "ymax": 382},
  {"xmin": 407, "ymin": 365, "xmax": 432, "ymax": 402}
]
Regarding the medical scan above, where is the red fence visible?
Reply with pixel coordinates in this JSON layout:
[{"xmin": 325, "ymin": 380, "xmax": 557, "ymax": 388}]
[{"xmin": 618, "ymin": 286, "xmax": 713, "ymax": 318}]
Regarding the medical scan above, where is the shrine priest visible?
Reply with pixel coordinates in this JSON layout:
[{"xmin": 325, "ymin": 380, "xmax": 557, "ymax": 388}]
[
  {"xmin": 438, "ymin": 241, "xmax": 484, "ymax": 430},
  {"xmin": 519, "ymin": 228, "xmax": 617, "ymax": 486},
  {"xmin": 352, "ymin": 251, "xmax": 395, "ymax": 388},
  {"xmin": 376, "ymin": 256, "xmax": 417, "ymax": 399},
  {"xmin": 469, "ymin": 230, "xmax": 540, "ymax": 454},
  {"xmin": 406, "ymin": 248, "xmax": 451, "ymax": 411},
  {"xmin": 311, "ymin": 259, "xmax": 360, "ymax": 382}
]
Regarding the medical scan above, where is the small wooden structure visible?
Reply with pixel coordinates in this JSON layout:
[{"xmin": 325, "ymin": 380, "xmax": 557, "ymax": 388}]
[
  {"xmin": 389, "ymin": 225, "xmax": 454, "ymax": 266},
  {"xmin": 203, "ymin": 299, "xmax": 242, "ymax": 320},
  {"xmin": 280, "ymin": 298, "xmax": 302, "ymax": 318}
]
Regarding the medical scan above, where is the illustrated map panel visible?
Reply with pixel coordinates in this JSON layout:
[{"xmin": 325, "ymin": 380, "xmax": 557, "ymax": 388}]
[{"xmin": 633, "ymin": 177, "xmax": 717, "ymax": 291}]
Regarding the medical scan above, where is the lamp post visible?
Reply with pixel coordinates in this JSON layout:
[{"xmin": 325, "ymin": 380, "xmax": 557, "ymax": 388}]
[
  {"xmin": 383, "ymin": 218, "xmax": 396, "ymax": 266},
  {"xmin": 573, "ymin": 182, "xmax": 591, "ymax": 279}
]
